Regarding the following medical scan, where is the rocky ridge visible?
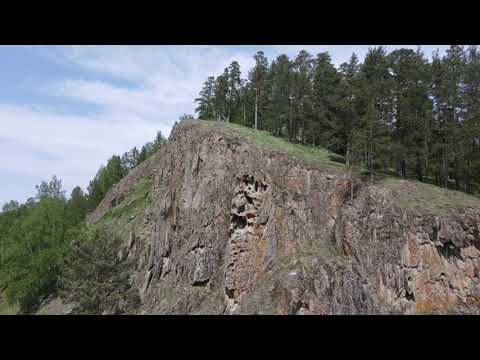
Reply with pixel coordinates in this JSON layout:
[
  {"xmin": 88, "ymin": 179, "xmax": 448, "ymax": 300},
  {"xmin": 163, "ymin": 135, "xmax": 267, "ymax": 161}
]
[{"xmin": 85, "ymin": 120, "xmax": 480, "ymax": 315}]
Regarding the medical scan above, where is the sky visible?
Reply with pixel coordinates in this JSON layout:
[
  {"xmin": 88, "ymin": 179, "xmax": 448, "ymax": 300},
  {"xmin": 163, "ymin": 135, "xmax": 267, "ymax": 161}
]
[{"xmin": 0, "ymin": 45, "xmax": 450, "ymax": 206}]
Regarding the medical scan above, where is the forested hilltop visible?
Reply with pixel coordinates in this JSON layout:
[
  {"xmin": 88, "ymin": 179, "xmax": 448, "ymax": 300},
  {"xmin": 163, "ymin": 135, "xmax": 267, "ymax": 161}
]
[{"xmin": 195, "ymin": 46, "xmax": 480, "ymax": 194}]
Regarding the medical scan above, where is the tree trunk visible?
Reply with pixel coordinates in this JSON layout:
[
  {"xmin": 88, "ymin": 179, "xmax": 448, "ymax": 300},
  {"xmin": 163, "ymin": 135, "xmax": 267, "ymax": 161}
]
[
  {"xmin": 254, "ymin": 92, "xmax": 258, "ymax": 130},
  {"xmin": 423, "ymin": 117, "xmax": 429, "ymax": 178},
  {"xmin": 401, "ymin": 159, "xmax": 406, "ymax": 178},
  {"xmin": 396, "ymin": 160, "xmax": 402, "ymax": 177},
  {"xmin": 369, "ymin": 126, "xmax": 374, "ymax": 182},
  {"xmin": 350, "ymin": 177, "xmax": 354, "ymax": 202},
  {"xmin": 370, "ymin": 153, "xmax": 374, "ymax": 182},
  {"xmin": 416, "ymin": 151, "xmax": 423, "ymax": 182},
  {"xmin": 346, "ymin": 143, "xmax": 351, "ymax": 168},
  {"xmin": 243, "ymin": 103, "xmax": 246, "ymax": 125},
  {"xmin": 442, "ymin": 147, "xmax": 448, "ymax": 188},
  {"xmin": 464, "ymin": 158, "xmax": 470, "ymax": 193},
  {"xmin": 288, "ymin": 103, "xmax": 293, "ymax": 142}
]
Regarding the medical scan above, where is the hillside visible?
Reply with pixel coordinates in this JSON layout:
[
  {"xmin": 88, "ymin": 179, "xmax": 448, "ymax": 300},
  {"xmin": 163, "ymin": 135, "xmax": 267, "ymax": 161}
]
[{"xmin": 52, "ymin": 119, "xmax": 480, "ymax": 314}]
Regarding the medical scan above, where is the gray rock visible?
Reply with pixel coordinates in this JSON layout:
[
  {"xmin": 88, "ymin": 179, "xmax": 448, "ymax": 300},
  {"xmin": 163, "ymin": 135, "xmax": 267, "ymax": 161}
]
[{"xmin": 84, "ymin": 120, "xmax": 480, "ymax": 315}]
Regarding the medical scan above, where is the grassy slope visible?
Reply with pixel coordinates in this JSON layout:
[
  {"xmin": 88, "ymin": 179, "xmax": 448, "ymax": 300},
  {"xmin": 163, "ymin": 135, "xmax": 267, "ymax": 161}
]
[
  {"xmin": 382, "ymin": 177, "xmax": 480, "ymax": 216},
  {"xmin": 93, "ymin": 120, "xmax": 480, "ymax": 226},
  {"xmin": 93, "ymin": 177, "xmax": 153, "ymax": 238},
  {"xmin": 80, "ymin": 120, "xmax": 480, "ymax": 314},
  {"xmin": 0, "ymin": 292, "xmax": 18, "ymax": 315},
  {"xmin": 197, "ymin": 120, "xmax": 480, "ymax": 215},
  {"xmin": 199, "ymin": 120, "xmax": 345, "ymax": 172}
]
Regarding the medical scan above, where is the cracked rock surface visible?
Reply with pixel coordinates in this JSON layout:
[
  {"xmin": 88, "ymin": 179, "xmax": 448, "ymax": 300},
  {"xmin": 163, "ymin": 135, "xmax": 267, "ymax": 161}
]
[{"xmin": 84, "ymin": 120, "xmax": 480, "ymax": 315}]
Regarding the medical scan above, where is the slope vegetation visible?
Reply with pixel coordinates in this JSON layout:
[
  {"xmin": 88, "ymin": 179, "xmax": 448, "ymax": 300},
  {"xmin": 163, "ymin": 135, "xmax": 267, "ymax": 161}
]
[{"xmin": 74, "ymin": 120, "xmax": 480, "ymax": 314}]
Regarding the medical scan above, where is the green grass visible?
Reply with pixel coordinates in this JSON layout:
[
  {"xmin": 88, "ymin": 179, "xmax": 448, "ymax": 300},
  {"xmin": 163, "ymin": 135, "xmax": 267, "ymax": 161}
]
[
  {"xmin": 382, "ymin": 177, "xmax": 480, "ymax": 216},
  {"xmin": 94, "ymin": 177, "xmax": 153, "ymax": 238},
  {"xmin": 190, "ymin": 120, "xmax": 480, "ymax": 214},
  {"xmin": 199, "ymin": 120, "xmax": 346, "ymax": 172},
  {"xmin": 106, "ymin": 178, "xmax": 152, "ymax": 219},
  {"xmin": 0, "ymin": 292, "xmax": 18, "ymax": 315}
]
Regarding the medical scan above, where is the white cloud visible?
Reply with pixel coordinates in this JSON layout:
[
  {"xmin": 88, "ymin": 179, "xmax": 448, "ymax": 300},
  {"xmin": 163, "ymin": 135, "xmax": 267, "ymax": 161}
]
[
  {"xmin": 54, "ymin": 46, "xmax": 258, "ymax": 122},
  {"xmin": 0, "ymin": 45, "xmax": 259, "ymax": 204},
  {"xmin": 0, "ymin": 103, "xmax": 165, "ymax": 203},
  {"xmin": 1, "ymin": 45, "xmax": 452, "ymax": 205}
]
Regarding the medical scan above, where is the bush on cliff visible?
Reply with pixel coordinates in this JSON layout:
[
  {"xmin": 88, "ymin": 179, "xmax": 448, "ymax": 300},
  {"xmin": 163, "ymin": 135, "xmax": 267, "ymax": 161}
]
[{"xmin": 60, "ymin": 227, "xmax": 140, "ymax": 314}]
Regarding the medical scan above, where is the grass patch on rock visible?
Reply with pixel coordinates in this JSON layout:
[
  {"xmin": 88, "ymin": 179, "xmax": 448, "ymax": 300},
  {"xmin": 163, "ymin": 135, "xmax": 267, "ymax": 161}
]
[
  {"xmin": 382, "ymin": 178, "xmax": 480, "ymax": 216},
  {"xmin": 199, "ymin": 120, "xmax": 346, "ymax": 172},
  {"xmin": 94, "ymin": 177, "xmax": 153, "ymax": 239}
]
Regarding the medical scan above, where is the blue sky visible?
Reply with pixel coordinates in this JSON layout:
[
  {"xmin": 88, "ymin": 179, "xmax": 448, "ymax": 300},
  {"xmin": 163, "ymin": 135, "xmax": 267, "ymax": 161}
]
[{"xmin": 0, "ymin": 45, "xmax": 450, "ymax": 206}]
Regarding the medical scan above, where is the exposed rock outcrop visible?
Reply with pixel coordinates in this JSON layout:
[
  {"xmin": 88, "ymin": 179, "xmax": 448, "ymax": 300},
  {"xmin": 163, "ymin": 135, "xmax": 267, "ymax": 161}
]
[
  {"xmin": 333, "ymin": 186, "xmax": 480, "ymax": 314},
  {"xmin": 86, "ymin": 120, "xmax": 480, "ymax": 315}
]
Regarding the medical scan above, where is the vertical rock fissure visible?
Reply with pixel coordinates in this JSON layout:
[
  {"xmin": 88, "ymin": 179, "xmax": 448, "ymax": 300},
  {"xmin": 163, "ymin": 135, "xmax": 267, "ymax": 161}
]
[{"xmin": 224, "ymin": 175, "xmax": 269, "ymax": 314}]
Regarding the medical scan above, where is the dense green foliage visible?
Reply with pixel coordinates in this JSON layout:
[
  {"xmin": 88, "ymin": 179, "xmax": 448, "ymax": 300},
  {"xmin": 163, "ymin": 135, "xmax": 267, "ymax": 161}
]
[
  {"xmin": 60, "ymin": 228, "xmax": 140, "ymax": 314},
  {"xmin": 195, "ymin": 46, "xmax": 480, "ymax": 194},
  {"xmin": 87, "ymin": 131, "xmax": 167, "ymax": 210},
  {"xmin": 0, "ymin": 177, "xmax": 85, "ymax": 312},
  {"xmin": 0, "ymin": 131, "xmax": 166, "ymax": 313}
]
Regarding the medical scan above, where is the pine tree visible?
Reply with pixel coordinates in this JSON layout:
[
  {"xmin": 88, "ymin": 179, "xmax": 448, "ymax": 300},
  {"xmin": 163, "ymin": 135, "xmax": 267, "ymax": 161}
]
[
  {"xmin": 60, "ymin": 228, "xmax": 140, "ymax": 314},
  {"xmin": 337, "ymin": 56, "xmax": 361, "ymax": 200},
  {"xmin": 227, "ymin": 61, "xmax": 242, "ymax": 123},
  {"xmin": 338, "ymin": 53, "xmax": 361, "ymax": 167},
  {"xmin": 312, "ymin": 51, "xmax": 342, "ymax": 149},
  {"xmin": 249, "ymin": 51, "xmax": 269, "ymax": 130},
  {"xmin": 266, "ymin": 54, "xmax": 293, "ymax": 138},
  {"xmin": 431, "ymin": 46, "xmax": 467, "ymax": 188},
  {"xmin": 36, "ymin": 175, "xmax": 65, "ymax": 200},
  {"xmin": 238, "ymin": 78, "xmax": 254, "ymax": 127},
  {"xmin": 195, "ymin": 76, "xmax": 216, "ymax": 120},
  {"xmin": 459, "ymin": 46, "xmax": 480, "ymax": 193},
  {"xmin": 353, "ymin": 47, "xmax": 393, "ymax": 177},
  {"xmin": 291, "ymin": 50, "xmax": 314, "ymax": 144},
  {"xmin": 214, "ymin": 69, "xmax": 229, "ymax": 121},
  {"xmin": 352, "ymin": 102, "xmax": 391, "ymax": 181},
  {"xmin": 152, "ymin": 130, "xmax": 167, "ymax": 152},
  {"xmin": 388, "ymin": 47, "xmax": 432, "ymax": 180},
  {"xmin": 68, "ymin": 186, "xmax": 87, "ymax": 225}
]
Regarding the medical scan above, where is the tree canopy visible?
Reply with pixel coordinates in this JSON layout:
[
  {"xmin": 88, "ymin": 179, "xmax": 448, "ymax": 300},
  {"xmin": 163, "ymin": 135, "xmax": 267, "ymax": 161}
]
[
  {"xmin": 0, "ymin": 129, "xmax": 167, "ymax": 312},
  {"xmin": 195, "ymin": 46, "xmax": 480, "ymax": 193}
]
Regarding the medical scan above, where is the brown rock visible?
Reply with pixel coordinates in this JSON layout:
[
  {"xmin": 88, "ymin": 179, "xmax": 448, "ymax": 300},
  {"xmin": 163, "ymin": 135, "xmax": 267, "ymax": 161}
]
[{"xmin": 84, "ymin": 120, "xmax": 480, "ymax": 315}]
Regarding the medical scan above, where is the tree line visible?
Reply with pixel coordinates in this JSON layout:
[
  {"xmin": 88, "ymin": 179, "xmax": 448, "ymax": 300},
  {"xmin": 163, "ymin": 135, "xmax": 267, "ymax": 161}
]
[
  {"xmin": 195, "ymin": 46, "xmax": 480, "ymax": 193},
  {"xmin": 87, "ymin": 131, "xmax": 167, "ymax": 209},
  {"xmin": 0, "ymin": 131, "xmax": 166, "ymax": 312}
]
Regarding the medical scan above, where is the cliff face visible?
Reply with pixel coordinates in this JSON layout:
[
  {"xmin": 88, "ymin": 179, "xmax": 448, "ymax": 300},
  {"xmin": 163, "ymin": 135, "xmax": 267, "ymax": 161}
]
[
  {"xmin": 334, "ymin": 185, "xmax": 480, "ymax": 314},
  {"xmin": 87, "ymin": 120, "xmax": 480, "ymax": 315}
]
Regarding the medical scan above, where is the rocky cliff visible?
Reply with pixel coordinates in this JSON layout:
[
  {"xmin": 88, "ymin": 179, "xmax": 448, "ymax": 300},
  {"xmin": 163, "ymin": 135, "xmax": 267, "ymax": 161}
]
[{"xmin": 86, "ymin": 119, "xmax": 480, "ymax": 315}]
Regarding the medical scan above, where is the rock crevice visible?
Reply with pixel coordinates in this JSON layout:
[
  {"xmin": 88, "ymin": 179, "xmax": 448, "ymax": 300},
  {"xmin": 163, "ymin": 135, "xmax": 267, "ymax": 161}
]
[{"xmin": 89, "ymin": 121, "xmax": 480, "ymax": 315}]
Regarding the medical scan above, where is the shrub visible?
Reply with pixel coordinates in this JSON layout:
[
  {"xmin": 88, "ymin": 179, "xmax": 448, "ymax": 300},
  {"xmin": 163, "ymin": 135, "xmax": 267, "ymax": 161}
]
[{"xmin": 60, "ymin": 227, "xmax": 140, "ymax": 314}]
